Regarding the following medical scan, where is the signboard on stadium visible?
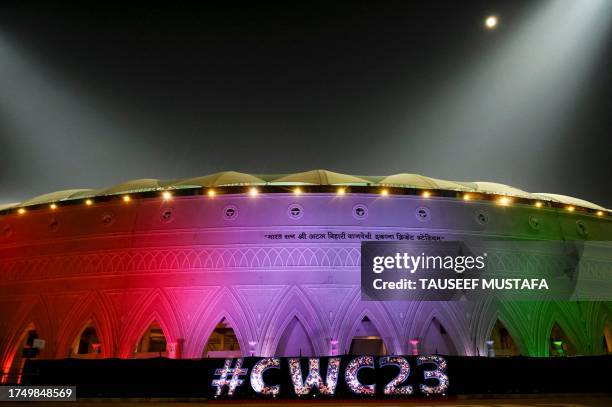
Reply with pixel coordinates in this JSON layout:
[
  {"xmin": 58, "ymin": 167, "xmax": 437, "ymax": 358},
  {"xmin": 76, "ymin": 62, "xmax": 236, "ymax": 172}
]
[{"xmin": 210, "ymin": 355, "xmax": 448, "ymax": 398}]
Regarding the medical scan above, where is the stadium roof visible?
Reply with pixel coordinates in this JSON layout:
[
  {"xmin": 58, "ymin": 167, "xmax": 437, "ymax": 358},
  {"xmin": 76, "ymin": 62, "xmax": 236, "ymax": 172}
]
[{"xmin": 0, "ymin": 169, "xmax": 609, "ymax": 212}]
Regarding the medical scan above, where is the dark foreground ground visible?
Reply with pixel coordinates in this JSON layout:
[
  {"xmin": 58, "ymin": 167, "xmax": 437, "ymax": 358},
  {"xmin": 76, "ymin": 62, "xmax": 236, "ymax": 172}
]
[{"xmin": 3, "ymin": 395, "xmax": 612, "ymax": 406}]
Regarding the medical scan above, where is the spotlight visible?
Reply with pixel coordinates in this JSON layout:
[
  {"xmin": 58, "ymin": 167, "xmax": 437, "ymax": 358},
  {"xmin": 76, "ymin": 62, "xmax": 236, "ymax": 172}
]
[
  {"xmin": 207, "ymin": 189, "xmax": 216, "ymax": 197},
  {"xmin": 535, "ymin": 201, "xmax": 543, "ymax": 208},
  {"xmin": 596, "ymin": 210, "xmax": 604, "ymax": 217},
  {"xmin": 123, "ymin": 195, "xmax": 131, "ymax": 203},
  {"xmin": 18, "ymin": 208, "xmax": 26, "ymax": 215},
  {"xmin": 380, "ymin": 189, "xmax": 389, "ymax": 196},
  {"xmin": 293, "ymin": 187, "xmax": 302, "ymax": 195},
  {"xmin": 497, "ymin": 196, "xmax": 512, "ymax": 206},
  {"xmin": 249, "ymin": 187, "xmax": 258, "ymax": 196},
  {"xmin": 85, "ymin": 199, "xmax": 93, "ymax": 206},
  {"xmin": 50, "ymin": 203, "xmax": 57, "ymax": 210},
  {"xmin": 485, "ymin": 15, "xmax": 498, "ymax": 29},
  {"xmin": 566, "ymin": 205, "xmax": 575, "ymax": 212},
  {"xmin": 422, "ymin": 191, "xmax": 431, "ymax": 198},
  {"xmin": 162, "ymin": 191, "xmax": 172, "ymax": 201},
  {"xmin": 337, "ymin": 187, "xmax": 346, "ymax": 195},
  {"xmin": 463, "ymin": 194, "xmax": 471, "ymax": 201}
]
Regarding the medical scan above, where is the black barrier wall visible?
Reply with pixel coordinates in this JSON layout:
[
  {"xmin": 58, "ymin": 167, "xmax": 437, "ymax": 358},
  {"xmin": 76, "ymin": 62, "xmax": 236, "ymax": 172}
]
[{"xmin": 21, "ymin": 355, "xmax": 612, "ymax": 398}]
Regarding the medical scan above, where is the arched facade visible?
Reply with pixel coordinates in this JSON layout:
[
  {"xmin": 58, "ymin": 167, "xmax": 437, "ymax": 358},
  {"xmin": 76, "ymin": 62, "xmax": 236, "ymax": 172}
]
[
  {"xmin": 275, "ymin": 316, "xmax": 315, "ymax": 357},
  {"xmin": 1, "ymin": 171, "xmax": 611, "ymax": 381},
  {"xmin": 202, "ymin": 317, "xmax": 241, "ymax": 357},
  {"xmin": 54, "ymin": 292, "xmax": 114, "ymax": 358},
  {"xmin": 1, "ymin": 323, "xmax": 37, "ymax": 384},
  {"xmin": 603, "ymin": 321, "xmax": 612, "ymax": 354}
]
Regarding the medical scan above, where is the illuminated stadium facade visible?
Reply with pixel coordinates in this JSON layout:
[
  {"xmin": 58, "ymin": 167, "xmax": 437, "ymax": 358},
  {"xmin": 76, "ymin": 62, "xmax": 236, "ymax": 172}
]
[{"xmin": 1, "ymin": 169, "xmax": 611, "ymax": 383}]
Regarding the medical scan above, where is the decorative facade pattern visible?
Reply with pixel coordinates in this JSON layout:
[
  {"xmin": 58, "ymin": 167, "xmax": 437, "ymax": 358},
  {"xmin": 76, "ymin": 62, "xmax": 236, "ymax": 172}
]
[{"xmin": 1, "ymin": 192, "xmax": 611, "ymax": 382}]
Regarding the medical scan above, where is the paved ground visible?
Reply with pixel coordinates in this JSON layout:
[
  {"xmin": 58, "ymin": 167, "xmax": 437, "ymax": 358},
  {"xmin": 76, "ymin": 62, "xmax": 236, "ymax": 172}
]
[{"xmin": 2, "ymin": 395, "xmax": 611, "ymax": 406}]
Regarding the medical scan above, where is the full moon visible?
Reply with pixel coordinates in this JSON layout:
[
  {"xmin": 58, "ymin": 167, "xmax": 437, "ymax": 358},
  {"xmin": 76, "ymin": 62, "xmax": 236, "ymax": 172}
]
[{"xmin": 485, "ymin": 15, "xmax": 498, "ymax": 29}]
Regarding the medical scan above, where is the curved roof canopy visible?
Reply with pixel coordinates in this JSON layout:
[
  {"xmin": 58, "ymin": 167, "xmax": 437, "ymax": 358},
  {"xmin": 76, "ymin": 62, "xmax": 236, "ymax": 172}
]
[
  {"xmin": 473, "ymin": 182, "xmax": 533, "ymax": 199},
  {"xmin": 176, "ymin": 171, "xmax": 266, "ymax": 188},
  {"xmin": 2, "ymin": 169, "xmax": 609, "ymax": 212},
  {"xmin": 98, "ymin": 178, "xmax": 164, "ymax": 196},
  {"xmin": 378, "ymin": 174, "xmax": 475, "ymax": 191},
  {"xmin": 20, "ymin": 189, "xmax": 95, "ymax": 206},
  {"xmin": 531, "ymin": 193, "xmax": 607, "ymax": 211},
  {"xmin": 272, "ymin": 170, "xmax": 370, "ymax": 185},
  {"xmin": 0, "ymin": 203, "xmax": 19, "ymax": 212}
]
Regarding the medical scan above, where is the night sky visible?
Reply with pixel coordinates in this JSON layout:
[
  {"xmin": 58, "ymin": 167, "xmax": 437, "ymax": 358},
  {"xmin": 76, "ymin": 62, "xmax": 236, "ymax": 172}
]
[{"xmin": 1, "ymin": 1, "xmax": 611, "ymax": 207}]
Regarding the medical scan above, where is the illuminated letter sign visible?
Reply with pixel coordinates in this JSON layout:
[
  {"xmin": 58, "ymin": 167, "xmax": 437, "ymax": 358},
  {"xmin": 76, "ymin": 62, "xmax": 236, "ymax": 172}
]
[
  {"xmin": 210, "ymin": 355, "xmax": 449, "ymax": 398},
  {"xmin": 211, "ymin": 358, "xmax": 248, "ymax": 396},
  {"xmin": 380, "ymin": 356, "xmax": 413, "ymax": 395},
  {"xmin": 417, "ymin": 355, "xmax": 449, "ymax": 395},
  {"xmin": 288, "ymin": 358, "xmax": 341, "ymax": 396},
  {"xmin": 250, "ymin": 358, "xmax": 281, "ymax": 396},
  {"xmin": 345, "ymin": 356, "xmax": 375, "ymax": 394}
]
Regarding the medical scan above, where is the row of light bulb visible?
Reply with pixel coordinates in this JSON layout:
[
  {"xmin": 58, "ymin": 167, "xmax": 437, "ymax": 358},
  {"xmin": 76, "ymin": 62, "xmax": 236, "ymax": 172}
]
[{"xmin": 13, "ymin": 188, "xmax": 606, "ymax": 217}]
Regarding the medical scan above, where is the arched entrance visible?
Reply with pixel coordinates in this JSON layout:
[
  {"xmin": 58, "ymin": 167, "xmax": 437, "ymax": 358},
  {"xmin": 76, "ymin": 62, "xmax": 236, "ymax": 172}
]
[
  {"xmin": 489, "ymin": 319, "xmax": 519, "ymax": 356},
  {"xmin": 549, "ymin": 322, "xmax": 576, "ymax": 356},
  {"xmin": 3, "ymin": 324, "xmax": 38, "ymax": 384},
  {"xmin": 422, "ymin": 318, "xmax": 458, "ymax": 355},
  {"xmin": 275, "ymin": 316, "xmax": 314, "ymax": 357},
  {"xmin": 349, "ymin": 316, "xmax": 387, "ymax": 355},
  {"xmin": 203, "ymin": 318, "xmax": 241, "ymax": 358},
  {"xmin": 603, "ymin": 320, "xmax": 611, "ymax": 354},
  {"xmin": 71, "ymin": 323, "xmax": 100, "ymax": 358},
  {"xmin": 134, "ymin": 322, "xmax": 167, "ymax": 358}
]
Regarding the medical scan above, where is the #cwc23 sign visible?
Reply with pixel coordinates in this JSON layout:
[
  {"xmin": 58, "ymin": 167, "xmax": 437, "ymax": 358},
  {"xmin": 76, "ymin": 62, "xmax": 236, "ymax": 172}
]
[{"xmin": 211, "ymin": 355, "xmax": 448, "ymax": 398}]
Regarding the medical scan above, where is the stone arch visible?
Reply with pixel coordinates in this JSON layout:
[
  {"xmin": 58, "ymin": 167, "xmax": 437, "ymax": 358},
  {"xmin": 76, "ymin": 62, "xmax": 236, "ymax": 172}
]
[
  {"xmin": 54, "ymin": 292, "xmax": 114, "ymax": 358},
  {"xmin": 135, "ymin": 321, "xmax": 168, "ymax": 357},
  {"xmin": 549, "ymin": 322, "xmax": 577, "ymax": 356},
  {"xmin": 421, "ymin": 317, "xmax": 458, "ymax": 355},
  {"xmin": 537, "ymin": 303, "xmax": 585, "ymax": 356},
  {"xmin": 202, "ymin": 317, "xmax": 242, "ymax": 358},
  {"xmin": 342, "ymin": 310, "xmax": 392, "ymax": 355},
  {"xmin": 2, "ymin": 297, "xmax": 54, "ymax": 380},
  {"xmin": 117, "ymin": 289, "xmax": 183, "ymax": 358},
  {"xmin": 70, "ymin": 322, "xmax": 100, "ymax": 357},
  {"xmin": 1, "ymin": 323, "xmax": 37, "ymax": 384},
  {"xmin": 0, "ymin": 296, "xmax": 40, "ymax": 362},
  {"xmin": 463, "ymin": 299, "xmax": 489, "ymax": 354},
  {"xmin": 274, "ymin": 314, "xmax": 316, "ymax": 357},
  {"xmin": 487, "ymin": 319, "xmax": 520, "ymax": 356},
  {"xmin": 348, "ymin": 315, "xmax": 387, "ymax": 355},
  {"xmin": 479, "ymin": 306, "xmax": 529, "ymax": 356},
  {"xmin": 588, "ymin": 302, "xmax": 612, "ymax": 354},
  {"xmin": 26, "ymin": 299, "xmax": 55, "ymax": 359},
  {"xmin": 260, "ymin": 287, "xmax": 327, "ymax": 357},
  {"xmin": 603, "ymin": 320, "xmax": 612, "ymax": 354},
  {"xmin": 408, "ymin": 303, "xmax": 471, "ymax": 356},
  {"xmin": 495, "ymin": 302, "xmax": 535, "ymax": 355},
  {"xmin": 186, "ymin": 288, "xmax": 251, "ymax": 358},
  {"xmin": 339, "ymin": 299, "xmax": 401, "ymax": 355}
]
